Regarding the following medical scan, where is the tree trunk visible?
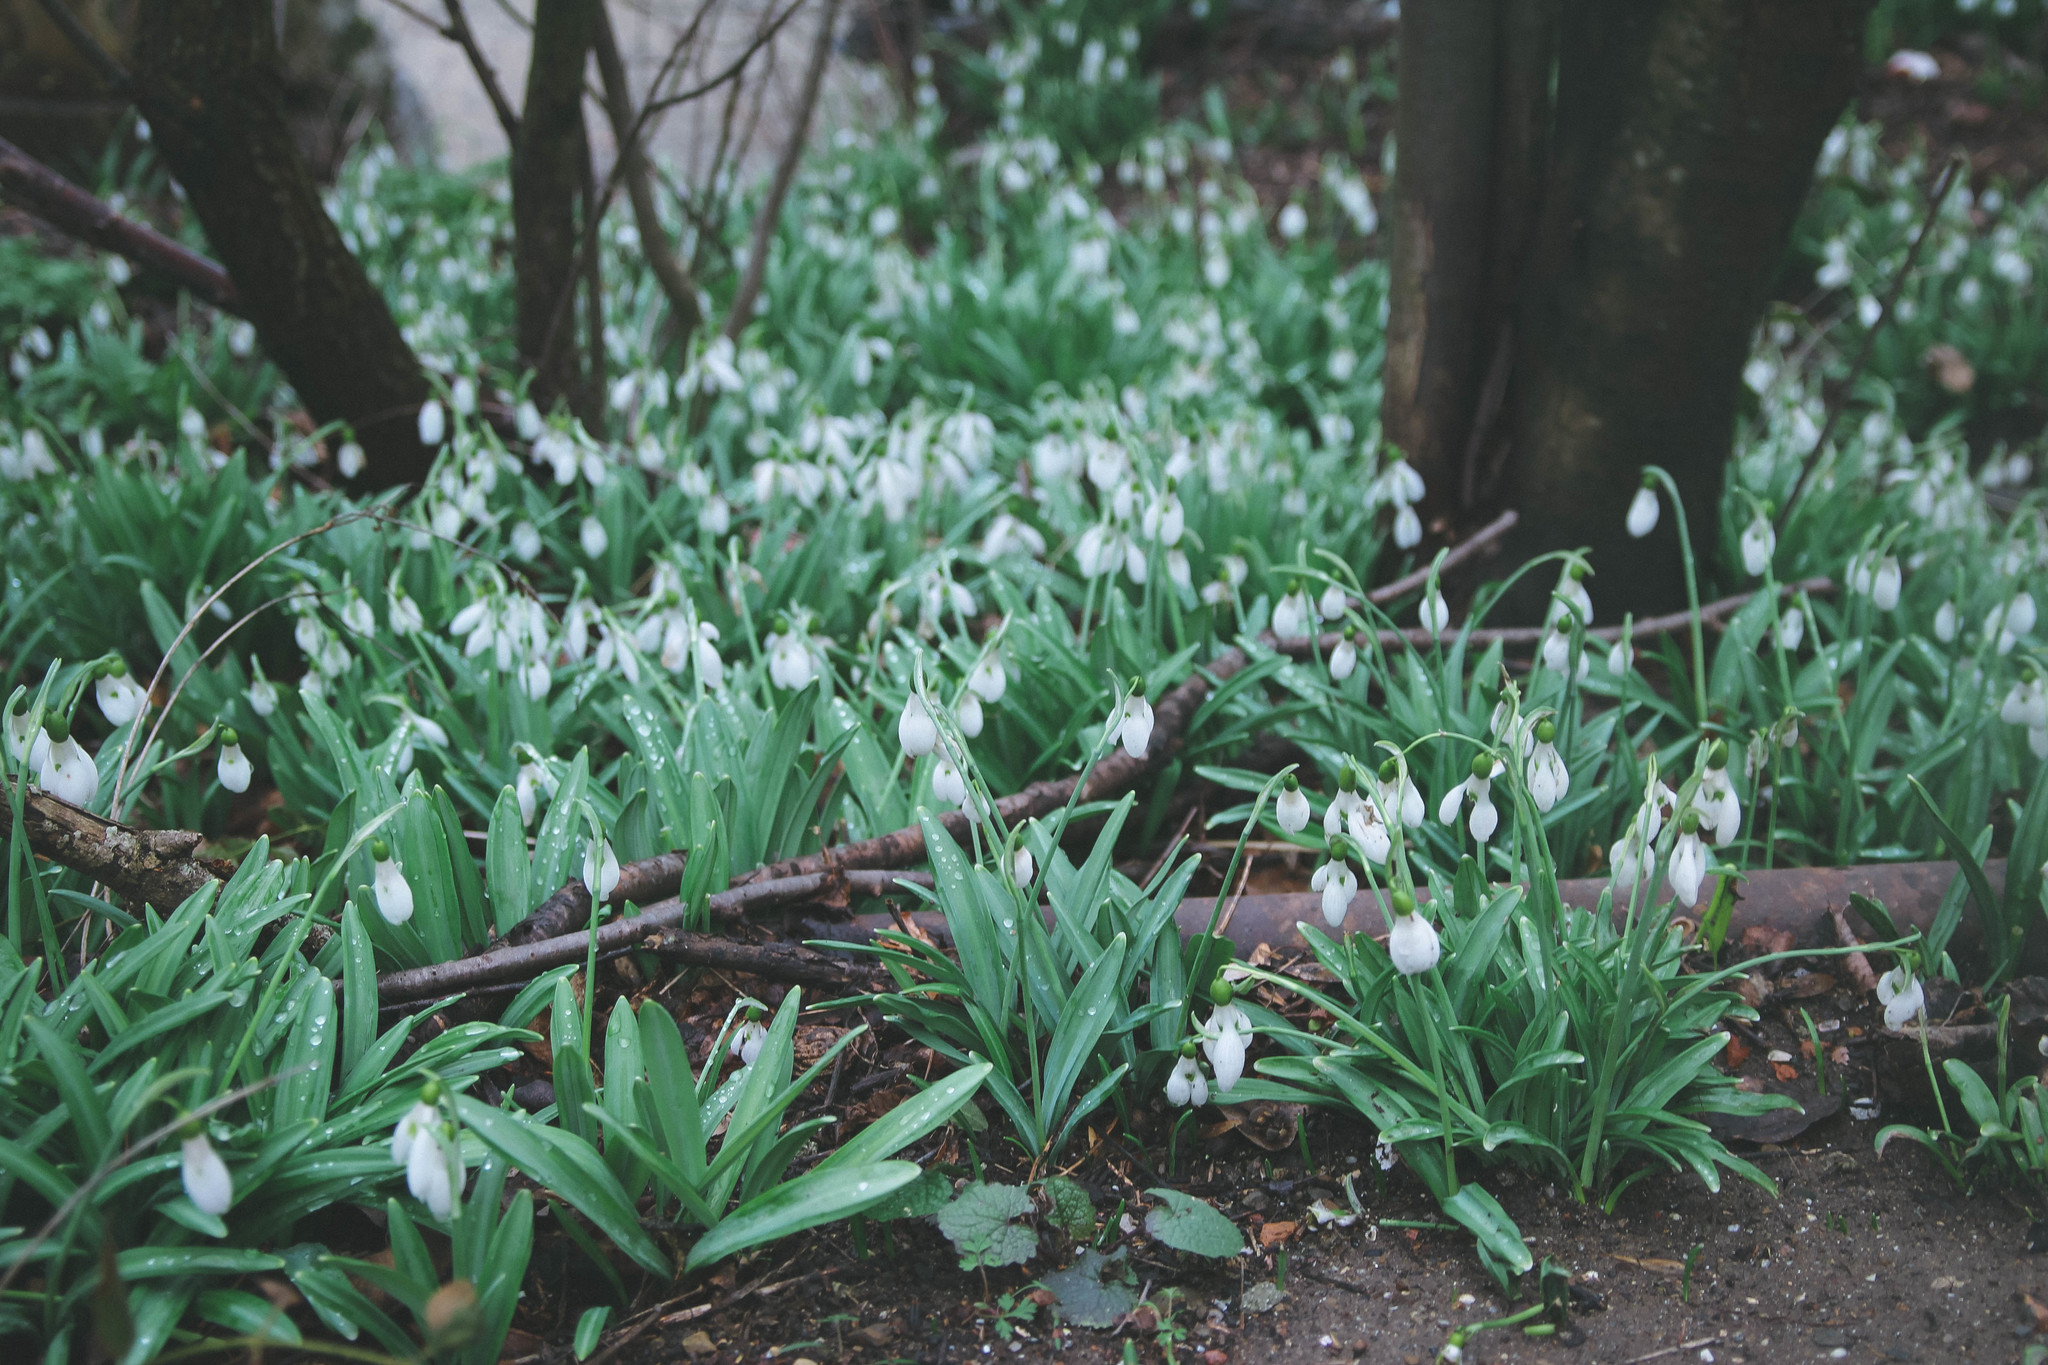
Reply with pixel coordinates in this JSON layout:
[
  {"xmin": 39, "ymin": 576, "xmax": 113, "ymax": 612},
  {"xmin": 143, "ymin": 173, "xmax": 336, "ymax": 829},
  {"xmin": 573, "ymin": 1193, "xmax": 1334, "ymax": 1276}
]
[
  {"xmin": 513, "ymin": 0, "xmax": 597, "ymax": 425},
  {"xmin": 1502, "ymin": 0, "xmax": 1870, "ymax": 616},
  {"xmin": 1386, "ymin": 0, "xmax": 1870, "ymax": 618},
  {"xmin": 131, "ymin": 0, "xmax": 432, "ymax": 487}
]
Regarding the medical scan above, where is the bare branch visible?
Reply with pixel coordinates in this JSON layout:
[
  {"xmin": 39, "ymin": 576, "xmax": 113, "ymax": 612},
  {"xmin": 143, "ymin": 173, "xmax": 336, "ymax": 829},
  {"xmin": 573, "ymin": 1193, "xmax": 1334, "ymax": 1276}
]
[
  {"xmin": 443, "ymin": 0, "xmax": 524, "ymax": 141},
  {"xmin": 0, "ymin": 784, "xmax": 228, "ymax": 912},
  {"xmin": 31, "ymin": 0, "xmax": 131, "ymax": 94},
  {"xmin": 0, "ymin": 135, "xmax": 239, "ymax": 312}
]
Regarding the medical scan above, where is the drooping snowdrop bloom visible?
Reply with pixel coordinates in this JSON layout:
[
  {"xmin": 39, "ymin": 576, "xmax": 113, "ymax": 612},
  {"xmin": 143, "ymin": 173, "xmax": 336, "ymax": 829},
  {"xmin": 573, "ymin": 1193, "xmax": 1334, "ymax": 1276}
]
[
  {"xmin": 95, "ymin": 660, "xmax": 146, "ymax": 727},
  {"xmin": 1692, "ymin": 742, "xmax": 1741, "ymax": 846},
  {"xmin": 1200, "ymin": 980, "xmax": 1254, "ymax": 1095},
  {"xmin": 391, "ymin": 1089, "xmax": 441, "ymax": 1165},
  {"xmin": 1165, "ymin": 1045, "xmax": 1210, "ymax": 1108},
  {"xmin": 246, "ymin": 662, "xmax": 278, "ymax": 718},
  {"xmin": 1933, "ymin": 599, "xmax": 1958, "ymax": 644},
  {"xmin": 3, "ymin": 699, "xmax": 39, "ymax": 766},
  {"xmin": 1525, "ymin": 720, "xmax": 1569, "ymax": 813},
  {"xmin": 1439, "ymin": 753, "xmax": 1502, "ymax": 843},
  {"xmin": 1115, "ymin": 679, "xmax": 1155, "ymax": 758},
  {"xmin": 1538, "ymin": 627, "xmax": 1588, "ymax": 681},
  {"xmin": 405, "ymin": 1120, "xmax": 457, "ymax": 1219},
  {"xmin": 579, "ymin": 516, "xmax": 609, "ymax": 559},
  {"xmin": 1277, "ymin": 202, "xmax": 1308, "ymax": 240},
  {"xmin": 1739, "ymin": 513, "xmax": 1776, "ymax": 578},
  {"xmin": 765, "ymin": 619, "xmax": 823, "ymax": 691},
  {"xmin": 337, "ymin": 441, "xmax": 366, "ymax": 479},
  {"xmin": 417, "ymin": 399, "xmax": 446, "ymax": 447},
  {"xmin": 387, "ymin": 578, "xmax": 425, "ymax": 637},
  {"xmin": 1668, "ymin": 812, "xmax": 1709, "ymax": 907},
  {"xmin": 930, "ymin": 755, "xmax": 969, "ymax": 808},
  {"xmin": 2002, "ymin": 671, "xmax": 2048, "ymax": 729},
  {"xmin": 1275, "ymin": 774, "xmax": 1311, "ymax": 834},
  {"xmin": 1392, "ymin": 503, "xmax": 1423, "ymax": 549},
  {"xmin": 1329, "ymin": 630, "xmax": 1358, "ymax": 682},
  {"xmin": 584, "ymin": 837, "xmax": 620, "ymax": 902},
  {"xmin": 1876, "ymin": 965, "xmax": 1924, "ymax": 1031},
  {"xmin": 1418, "ymin": 587, "xmax": 1450, "ymax": 636},
  {"xmin": 1385, "ymin": 890, "xmax": 1440, "ymax": 976},
  {"xmin": 1009, "ymin": 844, "xmax": 1035, "ymax": 888},
  {"xmin": 1311, "ymin": 837, "xmax": 1359, "ymax": 927},
  {"xmin": 371, "ymin": 840, "xmax": 414, "ymax": 925},
  {"xmin": 1272, "ymin": 582, "xmax": 1314, "ymax": 639},
  {"xmin": 899, "ymin": 693, "xmax": 938, "ymax": 756},
  {"xmin": 514, "ymin": 763, "xmax": 549, "ymax": 827},
  {"xmin": 1318, "ymin": 582, "xmax": 1349, "ymax": 622},
  {"xmin": 1871, "ymin": 555, "xmax": 1902, "ymax": 611},
  {"xmin": 956, "ymin": 689, "xmax": 984, "ymax": 739},
  {"xmin": 1626, "ymin": 480, "xmax": 1660, "ymax": 538},
  {"xmin": 730, "ymin": 1010, "xmax": 769, "ymax": 1065},
  {"xmin": 1607, "ymin": 632, "xmax": 1635, "ymax": 677},
  {"xmin": 217, "ymin": 729, "xmax": 252, "ymax": 794},
  {"xmin": 1988, "ymin": 593, "xmax": 2036, "ymax": 654},
  {"xmin": 1549, "ymin": 564, "xmax": 1592, "ymax": 629},
  {"xmin": 1378, "ymin": 757, "xmax": 1425, "ymax": 830},
  {"xmin": 37, "ymin": 719, "xmax": 98, "ymax": 807},
  {"xmin": 968, "ymin": 652, "xmax": 1008, "ymax": 704},
  {"xmin": 1773, "ymin": 606, "xmax": 1805, "ymax": 653},
  {"xmin": 180, "ymin": 1126, "xmax": 233, "ymax": 1219}
]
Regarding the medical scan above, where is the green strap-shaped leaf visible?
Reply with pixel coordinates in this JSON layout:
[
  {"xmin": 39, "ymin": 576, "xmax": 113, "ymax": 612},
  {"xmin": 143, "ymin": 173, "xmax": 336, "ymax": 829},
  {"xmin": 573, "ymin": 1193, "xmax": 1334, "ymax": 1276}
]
[{"xmin": 684, "ymin": 1161, "xmax": 919, "ymax": 1271}]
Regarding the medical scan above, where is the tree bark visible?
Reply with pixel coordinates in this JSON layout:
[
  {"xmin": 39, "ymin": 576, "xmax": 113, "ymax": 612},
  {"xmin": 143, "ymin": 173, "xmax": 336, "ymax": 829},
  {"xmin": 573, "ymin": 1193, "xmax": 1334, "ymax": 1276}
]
[
  {"xmin": 130, "ymin": 0, "xmax": 433, "ymax": 488},
  {"xmin": 1502, "ymin": 0, "xmax": 1871, "ymax": 616},
  {"xmin": 513, "ymin": 0, "xmax": 598, "ymax": 425}
]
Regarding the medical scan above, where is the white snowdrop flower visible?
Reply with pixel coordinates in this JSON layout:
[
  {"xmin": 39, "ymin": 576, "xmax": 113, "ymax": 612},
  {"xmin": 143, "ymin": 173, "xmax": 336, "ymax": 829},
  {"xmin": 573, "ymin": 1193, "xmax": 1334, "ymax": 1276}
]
[
  {"xmin": 1439, "ymin": 754, "xmax": 1502, "ymax": 843},
  {"xmin": 1525, "ymin": 720, "xmax": 1569, "ymax": 813},
  {"xmin": 337, "ymin": 442, "xmax": 366, "ymax": 479},
  {"xmin": 405, "ymin": 1122, "xmax": 457, "ymax": 1219},
  {"xmin": 1988, "ymin": 594, "xmax": 2036, "ymax": 653},
  {"xmin": 340, "ymin": 584, "xmax": 375, "ymax": 638},
  {"xmin": 387, "ymin": 579, "xmax": 424, "ymax": 637},
  {"xmin": 2002, "ymin": 673, "xmax": 2048, "ymax": 728},
  {"xmin": 514, "ymin": 764, "xmax": 547, "ymax": 827},
  {"xmin": 1311, "ymin": 839, "xmax": 1359, "ymax": 927},
  {"xmin": 510, "ymin": 521, "xmax": 542, "ymax": 561},
  {"xmin": 1418, "ymin": 588, "xmax": 1450, "ymax": 636},
  {"xmin": 957, "ymin": 690, "xmax": 984, "ymax": 739},
  {"xmin": 899, "ymin": 694, "xmax": 939, "ymax": 756},
  {"xmin": 448, "ymin": 375, "xmax": 477, "ymax": 416},
  {"xmin": 1549, "ymin": 566, "xmax": 1592, "ymax": 628},
  {"xmin": 1278, "ymin": 203, "xmax": 1307, "ymax": 239},
  {"xmin": 765, "ymin": 625, "xmax": 818, "ymax": 691},
  {"xmin": 1876, "ymin": 966, "xmax": 1924, "ymax": 1031},
  {"xmin": 1845, "ymin": 552, "xmax": 1874, "ymax": 598},
  {"xmin": 515, "ymin": 400, "xmax": 544, "ymax": 441},
  {"xmin": 1539, "ymin": 628, "xmax": 1587, "ymax": 681},
  {"xmin": 390, "ymin": 1095, "xmax": 439, "ymax": 1165},
  {"xmin": 217, "ymin": 730, "xmax": 252, "ymax": 794},
  {"xmin": 930, "ymin": 754, "xmax": 969, "ymax": 807},
  {"xmin": 730, "ymin": 1014, "xmax": 769, "ymax": 1066},
  {"xmin": 1668, "ymin": 815, "xmax": 1709, "ymax": 907},
  {"xmin": 37, "ymin": 720, "xmax": 99, "ymax": 807},
  {"xmin": 1610, "ymin": 814, "xmax": 1655, "ymax": 896},
  {"xmin": 247, "ymin": 668, "xmax": 278, "ymax": 718},
  {"xmin": 371, "ymin": 841, "xmax": 414, "ymax": 925},
  {"xmin": 1626, "ymin": 482, "xmax": 1660, "ymax": 538},
  {"xmin": 1010, "ymin": 845, "xmax": 1035, "ymax": 888},
  {"xmin": 1773, "ymin": 607, "xmax": 1805, "ymax": 653},
  {"xmin": 95, "ymin": 662, "xmax": 146, "ymax": 727},
  {"xmin": 1885, "ymin": 49, "xmax": 1939, "ymax": 81},
  {"xmin": 1116, "ymin": 681, "xmax": 1156, "ymax": 758},
  {"xmin": 1318, "ymin": 582, "xmax": 1349, "ymax": 621},
  {"xmin": 3, "ymin": 700, "xmax": 41, "ymax": 766},
  {"xmin": 1392, "ymin": 503, "xmax": 1423, "ymax": 549},
  {"xmin": 1272, "ymin": 584, "xmax": 1314, "ymax": 639},
  {"xmin": 1165, "ymin": 1049, "xmax": 1210, "ymax": 1108},
  {"xmin": 1871, "ymin": 556, "xmax": 1902, "ymax": 611},
  {"xmin": 1386, "ymin": 891, "xmax": 1440, "ymax": 976},
  {"xmin": 1200, "ymin": 986, "xmax": 1253, "ymax": 1094},
  {"xmin": 982, "ymin": 512, "xmax": 1046, "ymax": 560},
  {"xmin": 1276, "ymin": 775, "xmax": 1311, "ymax": 834},
  {"xmin": 180, "ymin": 1130, "xmax": 233, "ymax": 1218},
  {"xmin": 417, "ymin": 400, "xmax": 446, "ymax": 447},
  {"xmin": 1740, "ymin": 514, "xmax": 1776, "ymax": 577},
  {"xmin": 1608, "ymin": 635, "xmax": 1636, "ymax": 675},
  {"xmin": 1377, "ymin": 759, "xmax": 1425, "ymax": 829},
  {"xmin": 968, "ymin": 653, "xmax": 1008, "ymax": 705},
  {"xmin": 1329, "ymin": 632, "xmax": 1358, "ymax": 682},
  {"xmin": 1693, "ymin": 743, "xmax": 1742, "ymax": 846},
  {"xmin": 579, "ymin": 516, "xmax": 609, "ymax": 559},
  {"xmin": 584, "ymin": 837, "xmax": 620, "ymax": 902}
]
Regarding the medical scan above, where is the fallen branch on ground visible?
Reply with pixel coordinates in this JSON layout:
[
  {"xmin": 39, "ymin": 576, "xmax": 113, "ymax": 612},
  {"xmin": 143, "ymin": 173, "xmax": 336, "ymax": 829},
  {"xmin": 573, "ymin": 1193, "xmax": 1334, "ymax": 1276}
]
[{"xmin": 0, "ymin": 785, "xmax": 230, "ymax": 912}]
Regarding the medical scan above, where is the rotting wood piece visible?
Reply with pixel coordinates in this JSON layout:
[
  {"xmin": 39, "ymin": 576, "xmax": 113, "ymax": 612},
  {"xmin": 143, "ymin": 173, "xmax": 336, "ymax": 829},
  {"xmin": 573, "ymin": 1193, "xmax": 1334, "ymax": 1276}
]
[{"xmin": 0, "ymin": 784, "xmax": 233, "ymax": 912}]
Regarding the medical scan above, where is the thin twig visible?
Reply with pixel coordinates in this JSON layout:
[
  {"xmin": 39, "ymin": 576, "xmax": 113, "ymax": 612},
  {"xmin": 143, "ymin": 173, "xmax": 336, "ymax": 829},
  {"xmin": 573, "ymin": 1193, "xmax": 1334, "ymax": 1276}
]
[
  {"xmin": 642, "ymin": 0, "xmax": 815, "ymax": 119},
  {"xmin": 1362, "ymin": 509, "xmax": 1519, "ymax": 605},
  {"xmin": 443, "ymin": 0, "xmax": 523, "ymax": 140},
  {"xmin": 1777, "ymin": 154, "xmax": 1964, "ymax": 533},
  {"xmin": 30, "ymin": 0, "xmax": 130, "ymax": 93},
  {"xmin": 1621, "ymin": 1336, "xmax": 1723, "ymax": 1365},
  {"xmin": 721, "ymin": 0, "xmax": 841, "ymax": 341}
]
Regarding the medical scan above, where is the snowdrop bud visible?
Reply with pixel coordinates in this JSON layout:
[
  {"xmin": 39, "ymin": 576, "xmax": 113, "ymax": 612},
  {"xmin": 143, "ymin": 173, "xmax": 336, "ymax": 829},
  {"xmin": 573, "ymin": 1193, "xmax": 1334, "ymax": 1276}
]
[
  {"xmin": 579, "ymin": 516, "xmax": 609, "ymax": 558},
  {"xmin": 899, "ymin": 694, "xmax": 938, "ymax": 756},
  {"xmin": 515, "ymin": 400, "xmax": 544, "ymax": 441},
  {"xmin": 247, "ymin": 671, "xmax": 278, "ymax": 717},
  {"xmin": 337, "ymin": 442, "xmax": 366, "ymax": 479},
  {"xmin": 584, "ymin": 837, "xmax": 620, "ymax": 902},
  {"xmin": 1775, "ymin": 607, "xmax": 1805, "ymax": 653},
  {"xmin": 417, "ymin": 400, "xmax": 446, "ymax": 447},
  {"xmin": 1318, "ymin": 582, "xmax": 1349, "ymax": 621},
  {"xmin": 450, "ymin": 376, "xmax": 477, "ymax": 416},
  {"xmin": 510, "ymin": 521, "xmax": 542, "ymax": 561},
  {"xmin": 371, "ymin": 840, "xmax": 414, "ymax": 925},
  {"xmin": 1329, "ymin": 632, "xmax": 1358, "ymax": 682},
  {"xmin": 1739, "ymin": 513, "xmax": 1775, "ymax": 577},
  {"xmin": 956, "ymin": 689, "xmax": 984, "ymax": 738},
  {"xmin": 1276, "ymin": 774, "xmax": 1311, "ymax": 834},
  {"xmin": 217, "ymin": 729, "xmax": 252, "ymax": 793},
  {"xmin": 1418, "ymin": 588, "xmax": 1449, "ymax": 636},
  {"xmin": 1626, "ymin": 480, "xmax": 1660, "ymax": 538},
  {"xmin": 1278, "ymin": 203, "xmax": 1307, "ymax": 239},
  {"xmin": 1392, "ymin": 503, "xmax": 1422, "ymax": 549},
  {"xmin": 180, "ymin": 1128, "xmax": 233, "ymax": 1219},
  {"xmin": 1010, "ymin": 845, "xmax": 1035, "ymax": 888},
  {"xmin": 1608, "ymin": 636, "xmax": 1635, "ymax": 676},
  {"xmin": 95, "ymin": 660, "xmax": 145, "ymax": 727},
  {"xmin": 1386, "ymin": 890, "xmax": 1440, "ymax": 976},
  {"xmin": 1117, "ymin": 679, "xmax": 1155, "ymax": 758},
  {"xmin": 37, "ymin": 718, "xmax": 99, "ymax": 807},
  {"xmin": 1871, "ymin": 556, "xmax": 1901, "ymax": 611}
]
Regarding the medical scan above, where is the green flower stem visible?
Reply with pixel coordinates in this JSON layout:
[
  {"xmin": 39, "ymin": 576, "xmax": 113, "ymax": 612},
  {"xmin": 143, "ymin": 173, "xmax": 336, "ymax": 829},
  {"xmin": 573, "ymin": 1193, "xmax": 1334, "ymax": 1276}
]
[{"xmin": 1643, "ymin": 466, "xmax": 1708, "ymax": 725}]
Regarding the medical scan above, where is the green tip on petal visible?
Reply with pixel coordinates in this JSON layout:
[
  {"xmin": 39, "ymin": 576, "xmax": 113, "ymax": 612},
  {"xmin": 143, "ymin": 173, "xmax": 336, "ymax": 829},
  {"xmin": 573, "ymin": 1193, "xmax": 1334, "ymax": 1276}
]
[{"xmin": 1209, "ymin": 977, "xmax": 1234, "ymax": 1007}]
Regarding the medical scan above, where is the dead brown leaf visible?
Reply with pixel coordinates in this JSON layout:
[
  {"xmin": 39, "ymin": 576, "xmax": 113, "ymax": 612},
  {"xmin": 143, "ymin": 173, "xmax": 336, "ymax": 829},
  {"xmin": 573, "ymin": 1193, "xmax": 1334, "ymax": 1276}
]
[{"xmin": 1259, "ymin": 1221, "xmax": 1299, "ymax": 1247}]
